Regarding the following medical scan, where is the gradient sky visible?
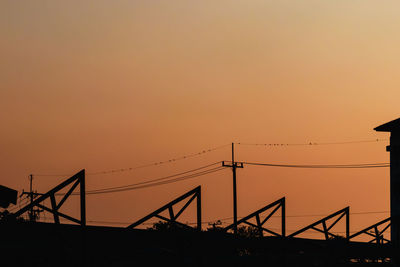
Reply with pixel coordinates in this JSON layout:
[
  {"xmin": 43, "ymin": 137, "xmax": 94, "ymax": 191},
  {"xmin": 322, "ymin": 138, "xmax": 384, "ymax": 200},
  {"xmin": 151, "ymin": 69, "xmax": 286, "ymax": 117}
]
[{"xmin": 1, "ymin": 1, "xmax": 400, "ymax": 238}]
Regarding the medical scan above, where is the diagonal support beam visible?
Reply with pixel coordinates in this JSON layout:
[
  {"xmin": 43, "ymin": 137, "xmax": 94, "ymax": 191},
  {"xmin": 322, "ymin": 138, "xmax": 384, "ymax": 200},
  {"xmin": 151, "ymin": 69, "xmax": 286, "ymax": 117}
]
[
  {"xmin": 289, "ymin": 207, "xmax": 349, "ymax": 240},
  {"xmin": 349, "ymin": 217, "xmax": 391, "ymax": 244},
  {"xmin": 9, "ymin": 170, "xmax": 86, "ymax": 226},
  {"xmin": 261, "ymin": 204, "xmax": 281, "ymax": 226},
  {"xmin": 50, "ymin": 194, "xmax": 59, "ymax": 224},
  {"xmin": 127, "ymin": 186, "xmax": 201, "ymax": 230},
  {"xmin": 224, "ymin": 197, "xmax": 285, "ymax": 237},
  {"xmin": 174, "ymin": 193, "xmax": 197, "ymax": 221},
  {"xmin": 243, "ymin": 221, "xmax": 281, "ymax": 236},
  {"xmin": 327, "ymin": 211, "xmax": 346, "ymax": 232},
  {"xmin": 56, "ymin": 179, "xmax": 80, "ymax": 211},
  {"xmin": 154, "ymin": 214, "xmax": 194, "ymax": 230},
  {"xmin": 36, "ymin": 204, "xmax": 81, "ymax": 225},
  {"xmin": 310, "ymin": 226, "xmax": 337, "ymax": 238}
]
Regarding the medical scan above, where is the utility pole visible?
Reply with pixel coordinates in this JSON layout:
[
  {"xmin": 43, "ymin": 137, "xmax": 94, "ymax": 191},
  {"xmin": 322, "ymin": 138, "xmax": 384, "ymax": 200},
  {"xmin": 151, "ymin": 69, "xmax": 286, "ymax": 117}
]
[
  {"xmin": 375, "ymin": 118, "xmax": 400, "ymax": 266},
  {"xmin": 222, "ymin": 143, "xmax": 243, "ymax": 234},
  {"xmin": 29, "ymin": 174, "xmax": 34, "ymax": 221},
  {"xmin": 21, "ymin": 174, "xmax": 43, "ymax": 222}
]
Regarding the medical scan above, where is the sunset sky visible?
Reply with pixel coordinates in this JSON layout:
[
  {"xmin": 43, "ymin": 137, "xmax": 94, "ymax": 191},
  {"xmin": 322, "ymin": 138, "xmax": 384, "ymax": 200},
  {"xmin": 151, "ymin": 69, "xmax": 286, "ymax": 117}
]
[{"xmin": 1, "ymin": 1, "xmax": 400, "ymax": 238}]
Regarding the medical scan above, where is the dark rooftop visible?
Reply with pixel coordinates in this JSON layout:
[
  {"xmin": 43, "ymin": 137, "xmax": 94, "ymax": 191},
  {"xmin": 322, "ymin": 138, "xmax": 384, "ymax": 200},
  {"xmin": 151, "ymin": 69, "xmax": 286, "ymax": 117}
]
[
  {"xmin": 0, "ymin": 185, "xmax": 18, "ymax": 208},
  {"xmin": 374, "ymin": 117, "xmax": 400, "ymax": 132}
]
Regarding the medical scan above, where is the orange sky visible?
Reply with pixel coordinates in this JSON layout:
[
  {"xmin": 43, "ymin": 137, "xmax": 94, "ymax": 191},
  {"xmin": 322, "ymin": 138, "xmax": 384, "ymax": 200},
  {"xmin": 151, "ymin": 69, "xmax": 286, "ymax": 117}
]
[{"xmin": 1, "ymin": 1, "xmax": 399, "ymax": 239}]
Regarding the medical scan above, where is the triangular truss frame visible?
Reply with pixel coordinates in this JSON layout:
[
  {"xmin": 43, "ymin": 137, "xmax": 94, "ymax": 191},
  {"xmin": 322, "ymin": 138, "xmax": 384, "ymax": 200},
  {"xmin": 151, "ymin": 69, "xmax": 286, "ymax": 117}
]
[
  {"xmin": 127, "ymin": 186, "xmax": 201, "ymax": 230},
  {"xmin": 349, "ymin": 217, "xmax": 391, "ymax": 244},
  {"xmin": 224, "ymin": 197, "xmax": 286, "ymax": 237},
  {"xmin": 289, "ymin": 207, "xmax": 349, "ymax": 240},
  {"xmin": 11, "ymin": 170, "xmax": 86, "ymax": 226}
]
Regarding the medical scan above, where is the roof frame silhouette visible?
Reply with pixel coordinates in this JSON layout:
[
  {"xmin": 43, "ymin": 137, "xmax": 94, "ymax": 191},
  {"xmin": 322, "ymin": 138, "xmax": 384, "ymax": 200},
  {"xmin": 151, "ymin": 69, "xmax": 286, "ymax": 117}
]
[
  {"xmin": 224, "ymin": 197, "xmax": 285, "ymax": 237},
  {"xmin": 374, "ymin": 117, "xmax": 400, "ymax": 132},
  {"xmin": 127, "ymin": 186, "xmax": 201, "ymax": 230},
  {"xmin": 10, "ymin": 170, "xmax": 86, "ymax": 225},
  {"xmin": 350, "ymin": 217, "xmax": 391, "ymax": 244},
  {"xmin": 288, "ymin": 207, "xmax": 349, "ymax": 240}
]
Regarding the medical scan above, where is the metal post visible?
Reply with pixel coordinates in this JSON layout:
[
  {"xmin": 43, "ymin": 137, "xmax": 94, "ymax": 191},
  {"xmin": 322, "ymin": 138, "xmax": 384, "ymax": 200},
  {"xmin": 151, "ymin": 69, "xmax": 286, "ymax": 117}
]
[
  {"xmin": 346, "ymin": 207, "xmax": 350, "ymax": 240},
  {"xmin": 389, "ymin": 131, "xmax": 400, "ymax": 247},
  {"xmin": 282, "ymin": 198, "xmax": 286, "ymax": 237},
  {"xmin": 79, "ymin": 170, "xmax": 86, "ymax": 266},
  {"xmin": 197, "ymin": 189, "xmax": 202, "ymax": 231},
  {"xmin": 232, "ymin": 142, "xmax": 238, "ymax": 234},
  {"xmin": 29, "ymin": 174, "xmax": 33, "ymax": 221},
  {"xmin": 80, "ymin": 170, "xmax": 86, "ymax": 226},
  {"xmin": 375, "ymin": 119, "xmax": 400, "ymax": 246},
  {"xmin": 375, "ymin": 118, "xmax": 400, "ymax": 266}
]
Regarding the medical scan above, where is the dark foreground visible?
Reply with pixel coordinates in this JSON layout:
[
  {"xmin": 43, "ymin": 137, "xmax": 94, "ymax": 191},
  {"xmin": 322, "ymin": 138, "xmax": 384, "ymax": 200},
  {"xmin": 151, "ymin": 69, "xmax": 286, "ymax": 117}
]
[{"xmin": 0, "ymin": 221, "xmax": 393, "ymax": 267}]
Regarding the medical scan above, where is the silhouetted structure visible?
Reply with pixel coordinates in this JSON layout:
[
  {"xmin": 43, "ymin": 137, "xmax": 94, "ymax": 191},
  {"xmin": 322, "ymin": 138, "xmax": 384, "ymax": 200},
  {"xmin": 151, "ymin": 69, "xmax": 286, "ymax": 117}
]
[
  {"xmin": 127, "ymin": 186, "xmax": 201, "ymax": 230},
  {"xmin": 221, "ymin": 143, "xmax": 244, "ymax": 235},
  {"xmin": 9, "ymin": 170, "xmax": 86, "ymax": 225},
  {"xmin": 224, "ymin": 197, "xmax": 285, "ymax": 237},
  {"xmin": 350, "ymin": 218, "xmax": 391, "ymax": 244},
  {"xmin": 375, "ymin": 117, "xmax": 400, "ymax": 266},
  {"xmin": 1, "ymin": 118, "xmax": 399, "ymax": 266},
  {"xmin": 0, "ymin": 185, "xmax": 17, "ymax": 209},
  {"xmin": 289, "ymin": 207, "xmax": 349, "ymax": 240}
]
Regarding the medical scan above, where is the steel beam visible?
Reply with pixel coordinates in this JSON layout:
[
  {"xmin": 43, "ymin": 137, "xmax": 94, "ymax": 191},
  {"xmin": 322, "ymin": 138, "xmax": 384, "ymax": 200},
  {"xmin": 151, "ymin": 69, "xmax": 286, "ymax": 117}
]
[
  {"xmin": 224, "ymin": 197, "xmax": 285, "ymax": 237},
  {"xmin": 350, "ymin": 217, "xmax": 391, "ymax": 244},
  {"xmin": 127, "ymin": 186, "xmax": 201, "ymax": 230},
  {"xmin": 289, "ymin": 207, "xmax": 349, "ymax": 240},
  {"xmin": 9, "ymin": 170, "xmax": 86, "ymax": 226}
]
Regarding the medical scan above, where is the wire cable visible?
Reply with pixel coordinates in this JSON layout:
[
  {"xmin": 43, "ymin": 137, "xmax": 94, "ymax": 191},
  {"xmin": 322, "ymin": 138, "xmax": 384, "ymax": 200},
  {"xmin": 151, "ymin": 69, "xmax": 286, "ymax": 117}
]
[
  {"xmin": 33, "ymin": 144, "xmax": 230, "ymax": 177},
  {"xmin": 53, "ymin": 162, "xmax": 225, "ymax": 196},
  {"xmin": 84, "ymin": 166, "xmax": 226, "ymax": 195},
  {"xmin": 237, "ymin": 138, "xmax": 387, "ymax": 147},
  {"xmin": 84, "ymin": 161, "xmax": 221, "ymax": 193},
  {"xmin": 39, "ymin": 210, "xmax": 390, "ymax": 227},
  {"xmin": 238, "ymin": 161, "xmax": 390, "ymax": 169},
  {"xmin": 31, "ymin": 139, "xmax": 388, "ymax": 177},
  {"xmin": 7, "ymin": 198, "xmax": 30, "ymax": 213}
]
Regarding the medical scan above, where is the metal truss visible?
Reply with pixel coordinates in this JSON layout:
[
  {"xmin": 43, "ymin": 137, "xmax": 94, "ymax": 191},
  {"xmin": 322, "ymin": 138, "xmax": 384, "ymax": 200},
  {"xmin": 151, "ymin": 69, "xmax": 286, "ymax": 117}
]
[
  {"xmin": 349, "ymin": 217, "xmax": 391, "ymax": 244},
  {"xmin": 127, "ymin": 186, "xmax": 201, "ymax": 230},
  {"xmin": 289, "ymin": 207, "xmax": 349, "ymax": 240},
  {"xmin": 224, "ymin": 197, "xmax": 286, "ymax": 237},
  {"xmin": 10, "ymin": 170, "xmax": 86, "ymax": 226}
]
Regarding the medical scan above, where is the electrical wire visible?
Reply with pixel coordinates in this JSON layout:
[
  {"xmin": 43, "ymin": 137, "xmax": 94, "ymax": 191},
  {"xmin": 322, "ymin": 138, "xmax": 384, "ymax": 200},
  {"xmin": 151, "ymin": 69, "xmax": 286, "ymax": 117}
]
[
  {"xmin": 33, "ymin": 144, "xmax": 230, "ymax": 177},
  {"xmin": 7, "ymin": 198, "xmax": 30, "ymax": 213},
  {"xmin": 50, "ymin": 160, "xmax": 389, "ymax": 197},
  {"xmin": 238, "ymin": 161, "xmax": 390, "ymax": 169},
  {"xmin": 84, "ymin": 166, "xmax": 226, "ymax": 195},
  {"xmin": 40, "ymin": 210, "xmax": 389, "ymax": 227},
  {"xmin": 85, "ymin": 162, "xmax": 220, "ymax": 193},
  {"xmin": 38, "ymin": 217, "xmax": 389, "ymax": 236},
  {"xmin": 53, "ymin": 162, "xmax": 225, "ymax": 196},
  {"xmin": 237, "ymin": 139, "xmax": 387, "ymax": 147},
  {"xmin": 215, "ymin": 210, "xmax": 390, "ymax": 221},
  {"xmin": 31, "ymin": 138, "xmax": 388, "ymax": 177}
]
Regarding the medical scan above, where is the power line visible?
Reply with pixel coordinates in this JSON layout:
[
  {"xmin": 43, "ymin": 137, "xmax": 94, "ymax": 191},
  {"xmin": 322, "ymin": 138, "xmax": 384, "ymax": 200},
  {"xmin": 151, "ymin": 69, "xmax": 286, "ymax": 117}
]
[
  {"xmin": 86, "ymin": 162, "xmax": 220, "ymax": 193},
  {"xmin": 86, "ymin": 168, "xmax": 224, "ymax": 195},
  {"xmin": 39, "ymin": 218, "xmax": 390, "ymax": 236},
  {"xmin": 283, "ymin": 211, "xmax": 389, "ymax": 218},
  {"xmin": 38, "ymin": 210, "xmax": 390, "ymax": 227},
  {"xmin": 207, "ymin": 210, "xmax": 390, "ymax": 222},
  {"xmin": 89, "ymin": 144, "xmax": 230, "ymax": 175},
  {"xmin": 31, "ymin": 139, "xmax": 388, "ymax": 177},
  {"xmin": 32, "ymin": 144, "xmax": 230, "ymax": 177},
  {"xmin": 85, "ymin": 166, "xmax": 226, "ymax": 195},
  {"xmin": 54, "ymin": 162, "xmax": 225, "ymax": 196},
  {"xmin": 237, "ymin": 138, "xmax": 388, "ymax": 147},
  {"xmin": 8, "ymin": 198, "xmax": 30, "ymax": 213},
  {"xmin": 239, "ymin": 161, "xmax": 390, "ymax": 169},
  {"xmin": 50, "ymin": 160, "xmax": 389, "ymax": 196}
]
